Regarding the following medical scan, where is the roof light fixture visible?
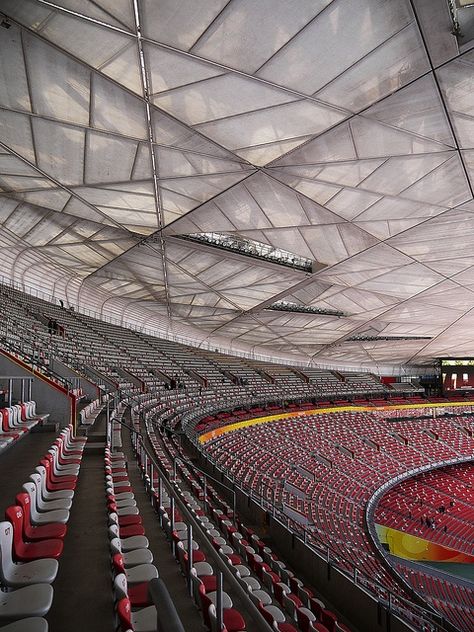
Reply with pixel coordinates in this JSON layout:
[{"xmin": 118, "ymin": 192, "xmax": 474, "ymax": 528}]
[{"xmin": 177, "ymin": 232, "xmax": 316, "ymax": 272}]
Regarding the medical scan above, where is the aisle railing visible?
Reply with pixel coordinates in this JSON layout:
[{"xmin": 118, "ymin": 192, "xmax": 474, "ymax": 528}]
[
  {"xmin": 185, "ymin": 412, "xmax": 461, "ymax": 632},
  {"xmin": 107, "ymin": 407, "xmax": 272, "ymax": 632}
]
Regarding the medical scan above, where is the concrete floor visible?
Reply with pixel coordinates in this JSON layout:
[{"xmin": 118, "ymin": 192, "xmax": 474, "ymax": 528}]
[{"xmin": 46, "ymin": 414, "xmax": 115, "ymax": 632}]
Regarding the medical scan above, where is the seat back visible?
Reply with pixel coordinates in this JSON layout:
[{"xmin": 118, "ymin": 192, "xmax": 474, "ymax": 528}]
[
  {"xmin": 34, "ymin": 467, "xmax": 48, "ymax": 494},
  {"xmin": 23, "ymin": 402, "xmax": 31, "ymax": 418},
  {"xmin": 6, "ymin": 407, "xmax": 15, "ymax": 426},
  {"xmin": 310, "ymin": 597, "xmax": 324, "ymax": 618},
  {"xmin": 1, "ymin": 408, "xmax": 10, "ymax": 431},
  {"xmin": 193, "ymin": 561, "xmax": 213, "ymax": 577},
  {"xmin": 257, "ymin": 601, "xmax": 276, "ymax": 627},
  {"xmin": 116, "ymin": 597, "xmax": 132, "ymax": 632},
  {"xmin": 113, "ymin": 572, "xmax": 128, "ymax": 601},
  {"xmin": 174, "ymin": 541, "xmax": 187, "ymax": 575},
  {"xmin": 283, "ymin": 592, "xmax": 298, "ymax": 618},
  {"xmin": 290, "ymin": 576, "xmax": 303, "ymax": 594},
  {"xmin": 248, "ymin": 590, "xmax": 261, "ymax": 609},
  {"xmin": 39, "ymin": 459, "xmax": 52, "ymax": 483},
  {"xmin": 0, "ymin": 521, "xmax": 16, "ymax": 582},
  {"xmin": 8, "ymin": 406, "xmax": 16, "ymax": 426},
  {"xmin": 4, "ymin": 506, "xmax": 24, "ymax": 557},
  {"xmin": 30, "ymin": 474, "xmax": 45, "ymax": 508},
  {"xmin": 110, "ymin": 538, "xmax": 122, "ymax": 556},
  {"xmin": 56, "ymin": 437, "xmax": 70, "ymax": 460},
  {"xmin": 13, "ymin": 405, "xmax": 22, "ymax": 424},
  {"xmin": 108, "ymin": 524, "xmax": 119, "ymax": 540},
  {"xmin": 297, "ymin": 607, "xmax": 317, "ymax": 632},
  {"xmin": 274, "ymin": 581, "xmax": 290, "ymax": 604},
  {"xmin": 24, "ymin": 402, "xmax": 32, "ymax": 419},
  {"xmin": 48, "ymin": 446, "xmax": 60, "ymax": 462},
  {"xmin": 22, "ymin": 482, "xmax": 41, "ymax": 522},
  {"xmin": 15, "ymin": 493, "xmax": 33, "ymax": 536},
  {"xmin": 112, "ymin": 552, "xmax": 125, "ymax": 575},
  {"xmin": 262, "ymin": 567, "xmax": 276, "ymax": 593},
  {"xmin": 46, "ymin": 450, "xmax": 68, "ymax": 477}
]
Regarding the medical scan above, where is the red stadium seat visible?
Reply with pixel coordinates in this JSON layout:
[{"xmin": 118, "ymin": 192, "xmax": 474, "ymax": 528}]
[
  {"xmin": 5, "ymin": 506, "xmax": 63, "ymax": 561},
  {"xmin": 15, "ymin": 493, "xmax": 67, "ymax": 541}
]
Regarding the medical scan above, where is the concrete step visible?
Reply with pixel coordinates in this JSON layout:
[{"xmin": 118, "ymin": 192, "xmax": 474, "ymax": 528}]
[{"xmin": 84, "ymin": 441, "xmax": 106, "ymax": 454}]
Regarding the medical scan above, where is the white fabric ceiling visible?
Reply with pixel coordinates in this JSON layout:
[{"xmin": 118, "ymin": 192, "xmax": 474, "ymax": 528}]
[{"xmin": 0, "ymin": 0, "xmax": 473, "ymax": 373}]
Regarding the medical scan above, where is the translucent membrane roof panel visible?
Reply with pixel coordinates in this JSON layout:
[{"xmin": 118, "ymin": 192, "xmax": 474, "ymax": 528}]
[
  {"xmin": 1, "ymin": 0, "xmax": 142, "ymax": 93},
  {"xmin": 0, "ymin": 0, "xmax": 474, "ymax": 372},
  {"xmin": 257, "ymin": 0, "xmax": 416, "ymax": 94}
]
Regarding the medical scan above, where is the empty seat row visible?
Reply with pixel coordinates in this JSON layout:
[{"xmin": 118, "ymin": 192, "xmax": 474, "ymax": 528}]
[
  {"xmin": 0, "ymin": 402, "xmax": 46, "ymax": 452},
  {"xmin": 0, "ymin": 424, "xmax": 86, "ymax": 631},
  {"xmin": 132, "ymin": 407, "xmax": 351, "ymax": 632},
  {"xmin": 104, "ymin": 418, "xmax": 158, "ymax": 632},
  {"xmin": 198, "ymin": 408, "xmax": 474, "ymax": 631},
  {"xmin": 79, "ymin": 397, "xmax": 105, "ymax": 427},
  {"xmin": 144, "ymin": 417, "xmax": 347, "ymax": 632},
  {"xmin": 129, "ymin": 406, "xmax": 250, "ymax": 632}
]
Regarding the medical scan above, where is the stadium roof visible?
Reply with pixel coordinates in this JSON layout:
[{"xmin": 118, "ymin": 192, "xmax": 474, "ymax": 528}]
[{"xmin": 0, "ymin": 0, "xmax": 473, "ymax": 374}]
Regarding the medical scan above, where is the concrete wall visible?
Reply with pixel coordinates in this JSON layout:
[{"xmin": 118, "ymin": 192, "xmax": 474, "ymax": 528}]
[{"xmin": 0, "ymin": 352, "xmax": 74, "ymax": 426}]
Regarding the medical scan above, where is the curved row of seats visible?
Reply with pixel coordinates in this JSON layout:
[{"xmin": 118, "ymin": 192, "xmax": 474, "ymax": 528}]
[
  {"xmin": 199, "ymin": 410, "xmax": 474, "ymax": 631},
  {"xmin": 120, "ymin": 394, "xmax": 473, "ymax": 632},
  {"xmin": 79, "ymin": 397, "xmax": 105, "ymax": 427},
  {"xmin": 105, "ymin": 412, "xmax": 158, "ymax": 632},
  {"xmin": 125, "ymin": 406, "xmax": 248, "ymax": 632},
  {"xmin": 375, "ymin": 463, "xmax": 474, "ymax": 632},
  {"xmin": 375, "ymin": 464, "xmax": 474, "ymax": 553},
  {"xmin": 0, "ymin": 402, "xmax": 43, "ymax": 451},
  {"xmin": 149, "ymin": 475, "xmax": 248, "ymax": 632},
  {"xmin": 149, "ymin": 412, "xmax": 351, "ymax": 632},
  {"xmin": 0, "ymin": 423, "xmax": 86, "ymax": 632},
  {"xmin": 164, "ymin": 448, "xmax": 348, "ymax": 632},
  {"xmin": 396, "ymin": 563, "xmax": 474, "ymax": 632},
  {"xmin": 130, "ymin": 393, "xmax": 415, "ymax": 620},
  {"xmin": 126, "ymin": 404, "xmax": 351, "ymax": 632}
]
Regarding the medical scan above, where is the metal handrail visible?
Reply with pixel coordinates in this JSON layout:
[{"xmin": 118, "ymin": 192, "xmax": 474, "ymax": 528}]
[
  {"xmin": 209, "ymin": 450, "xmax": 456, "ymax": 632},
  {"xmin": 364, "ymin": 455, "xmax": 474, "ymax": 632},
  {"xmin": 0, "ymin": 333, "xmax": 75, "ymax": 393},
  {"xmin": 130, "ymin": 387, "xmax": 448, "ymax": 631},
  {"xmin": 111, "ymin": 399, "xmax": 239, "ymax": 523},
  {"xmin": 107, "ymin": 410, "xmax": 275, "ymax": 632},
  {"xmin": 148, "ymin": 578, "xmax": 185, "ymax": 632},
  {"xmin": 185, "ymin": 418, "xmax": 460, "ymax": 632}
]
